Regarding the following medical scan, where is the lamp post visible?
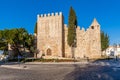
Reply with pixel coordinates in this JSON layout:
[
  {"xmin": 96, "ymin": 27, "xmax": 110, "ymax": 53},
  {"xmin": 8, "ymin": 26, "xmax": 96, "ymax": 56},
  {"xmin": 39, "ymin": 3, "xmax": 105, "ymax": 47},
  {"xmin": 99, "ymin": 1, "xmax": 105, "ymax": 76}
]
[
  {"xmin": 113, "ymin": 43, "xmax": 117, "ymax": 60},
  {"xmin": 18, "ymin": 54, "xmax": 20, "ymax": 66}
]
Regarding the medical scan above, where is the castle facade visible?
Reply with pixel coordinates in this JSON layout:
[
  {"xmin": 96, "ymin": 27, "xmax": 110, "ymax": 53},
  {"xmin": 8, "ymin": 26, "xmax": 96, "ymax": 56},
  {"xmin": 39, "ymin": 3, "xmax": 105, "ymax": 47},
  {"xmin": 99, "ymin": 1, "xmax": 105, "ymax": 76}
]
[{"xmin": 36, "ymin": 12, "xmax": 101, "ymax": 59}]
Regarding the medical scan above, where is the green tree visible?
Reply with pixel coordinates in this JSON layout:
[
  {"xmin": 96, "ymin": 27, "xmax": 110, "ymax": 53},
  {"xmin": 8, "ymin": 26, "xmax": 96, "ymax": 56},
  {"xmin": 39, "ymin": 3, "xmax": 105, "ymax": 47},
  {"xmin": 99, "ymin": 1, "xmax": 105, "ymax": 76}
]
[
  {"xmin": 101, "ymin": 31, "xmax": 109, "ymax": 51},
  {"xmin": 0, "ymin": 30, "xmax": 7, "ymax": 51},
  {"xmin": 34, "ymin": 22, "xmax": 37, "ymax": 34},
  {"xmin": 67, "ymin": 7, "xmax": 77, "ymax": 46},
  {"xmin": 25, "ymin": 34, "xmax": 34, "ymax": 53},
  {"xmin": 0, "ymin": 28, "xmax": 34, "ymax": 57},
  {"xmin": 13, "ymin": 28, "xmax": 28, "ymax": 56},
  {"xmin": 67, "ymin": 7, "xmax": 77, "ymax": 58}
]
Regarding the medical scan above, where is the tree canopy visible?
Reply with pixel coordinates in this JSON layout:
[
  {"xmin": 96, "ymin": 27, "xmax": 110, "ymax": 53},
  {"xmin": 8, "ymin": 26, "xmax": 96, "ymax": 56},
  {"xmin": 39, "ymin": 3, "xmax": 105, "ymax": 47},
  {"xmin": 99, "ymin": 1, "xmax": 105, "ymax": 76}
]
[
  {"xmin": 0, "ymin": 28, "xmax": 34, "ymax": 57},
  {"xmin": 34, "ymin": 22, "xmax": 37, "ymax": 34},
  {"xmin": 101, "ymin": 31, "xmax": 109, "ymax": 51},
  {"xmin": 67, "ymin": 7, "xmax": 77, "ymax": 47}
]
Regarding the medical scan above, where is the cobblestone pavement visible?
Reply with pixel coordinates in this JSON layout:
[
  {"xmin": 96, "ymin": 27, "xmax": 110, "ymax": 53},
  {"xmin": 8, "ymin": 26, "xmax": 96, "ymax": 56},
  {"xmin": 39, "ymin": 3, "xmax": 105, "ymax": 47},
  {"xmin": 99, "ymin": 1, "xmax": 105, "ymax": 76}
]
[{"xmin": 0, "ymin": 63, "xmax": 120, "ymax": 80}]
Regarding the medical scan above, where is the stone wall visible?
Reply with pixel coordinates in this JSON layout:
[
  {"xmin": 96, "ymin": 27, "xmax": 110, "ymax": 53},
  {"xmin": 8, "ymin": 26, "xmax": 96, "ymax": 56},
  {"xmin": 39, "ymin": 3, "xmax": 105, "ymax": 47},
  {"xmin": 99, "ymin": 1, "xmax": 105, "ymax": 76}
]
[
  {"xmin": 64, "ymin": 18, "xmax": 101, "ymax": 59},
  {"xmin": 64, "ymin": 24, "xmax": 72, "ymax": 58}
]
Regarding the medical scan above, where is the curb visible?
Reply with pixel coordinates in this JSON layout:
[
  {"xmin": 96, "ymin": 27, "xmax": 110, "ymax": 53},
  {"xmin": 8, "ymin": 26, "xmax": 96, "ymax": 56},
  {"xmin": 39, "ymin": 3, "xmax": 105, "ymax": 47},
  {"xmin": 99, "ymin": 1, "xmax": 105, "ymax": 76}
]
[
  {"xmin": 25, "ymin": 62, "xmax": 89, "ymax": 65},
  {"xmin": 0, "ymin": 65, "xmax": 28, "ymax": 69}
]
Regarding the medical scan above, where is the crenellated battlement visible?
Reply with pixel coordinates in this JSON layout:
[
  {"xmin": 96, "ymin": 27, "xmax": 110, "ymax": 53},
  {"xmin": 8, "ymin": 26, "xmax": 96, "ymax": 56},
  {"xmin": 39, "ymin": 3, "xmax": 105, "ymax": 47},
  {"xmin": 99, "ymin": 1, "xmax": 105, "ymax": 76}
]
[{"xmin": 37, "ymin": 12, "xmax": 62, "ymax": 18}]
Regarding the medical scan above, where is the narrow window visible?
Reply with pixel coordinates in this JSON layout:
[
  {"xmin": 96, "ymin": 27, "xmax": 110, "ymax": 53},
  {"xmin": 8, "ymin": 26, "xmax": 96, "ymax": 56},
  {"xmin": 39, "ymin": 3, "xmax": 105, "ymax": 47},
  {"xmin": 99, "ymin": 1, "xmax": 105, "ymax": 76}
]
[{"xmin": 91, "ymin": 26, "xmax": 94, "ymax": 29}]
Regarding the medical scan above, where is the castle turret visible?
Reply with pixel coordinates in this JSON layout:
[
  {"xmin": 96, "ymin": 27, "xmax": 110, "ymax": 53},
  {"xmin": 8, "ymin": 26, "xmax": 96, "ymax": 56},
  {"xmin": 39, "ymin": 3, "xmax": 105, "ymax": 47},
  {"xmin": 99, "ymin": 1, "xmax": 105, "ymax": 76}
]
[
  {"xmin": 37, "ymin": 12, "xmax": 64, "ymax": 58},
  {"xmin": 89, "ymin": 18, "xmax": 101, "ymax": 58}
]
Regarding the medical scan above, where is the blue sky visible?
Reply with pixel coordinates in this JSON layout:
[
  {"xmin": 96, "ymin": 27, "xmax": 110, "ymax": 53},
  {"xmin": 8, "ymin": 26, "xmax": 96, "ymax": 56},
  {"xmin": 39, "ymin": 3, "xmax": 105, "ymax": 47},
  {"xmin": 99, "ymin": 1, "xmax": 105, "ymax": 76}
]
[{"xmin": 0, "ymin": 0, "xmax": 120, "ymax": 45}]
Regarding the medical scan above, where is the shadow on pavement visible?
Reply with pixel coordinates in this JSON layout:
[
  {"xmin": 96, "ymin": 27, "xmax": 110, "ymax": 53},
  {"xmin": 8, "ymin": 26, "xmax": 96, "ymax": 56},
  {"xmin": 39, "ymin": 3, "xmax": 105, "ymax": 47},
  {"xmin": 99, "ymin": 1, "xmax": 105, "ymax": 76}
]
[
  {"xmin": 63, "ymin": 60, "xmax": 120, "ymax": 80},
  {"xmin": 91, "ymin": 58, "xmax": 120, "ymax": 66}
]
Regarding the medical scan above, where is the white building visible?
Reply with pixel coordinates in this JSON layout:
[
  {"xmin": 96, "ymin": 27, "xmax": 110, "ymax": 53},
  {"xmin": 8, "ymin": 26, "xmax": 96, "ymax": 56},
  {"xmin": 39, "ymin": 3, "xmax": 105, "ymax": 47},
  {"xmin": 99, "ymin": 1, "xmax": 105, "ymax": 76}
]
[{"xmin": 103, "ymin": 45, "xmax": 120, "ymax": 56}]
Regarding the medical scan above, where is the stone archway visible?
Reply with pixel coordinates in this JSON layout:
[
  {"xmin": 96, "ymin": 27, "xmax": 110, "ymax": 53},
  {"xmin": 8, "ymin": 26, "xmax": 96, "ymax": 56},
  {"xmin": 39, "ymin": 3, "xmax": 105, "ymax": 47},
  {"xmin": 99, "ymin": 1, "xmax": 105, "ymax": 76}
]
[{"xmin": 46, "ymin": 48, "xmax": 52, "ymax": 56}]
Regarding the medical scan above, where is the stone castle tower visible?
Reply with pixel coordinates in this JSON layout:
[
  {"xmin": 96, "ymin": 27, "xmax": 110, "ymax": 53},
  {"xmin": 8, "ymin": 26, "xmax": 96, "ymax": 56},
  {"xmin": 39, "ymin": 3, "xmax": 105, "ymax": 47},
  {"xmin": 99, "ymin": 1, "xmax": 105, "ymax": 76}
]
[{"xmin": 36, "ymin": 12, "xmax": 101, "ymax": 59}]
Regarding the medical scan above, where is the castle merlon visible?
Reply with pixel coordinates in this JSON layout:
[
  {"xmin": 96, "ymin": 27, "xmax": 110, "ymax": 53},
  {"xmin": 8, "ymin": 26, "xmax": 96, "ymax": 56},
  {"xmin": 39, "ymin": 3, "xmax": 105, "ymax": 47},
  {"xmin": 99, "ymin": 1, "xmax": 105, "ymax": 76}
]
[
  {"xmin": 64, "ymin": 24, "xmax": 67, "ymax": 27},
  {"xmin": 76, "ymin": 26, "xmax": 80, "ymax": 30},
  {"xmin": 82, "ymin": 27, "xmax": 85, "ymax": 31}
]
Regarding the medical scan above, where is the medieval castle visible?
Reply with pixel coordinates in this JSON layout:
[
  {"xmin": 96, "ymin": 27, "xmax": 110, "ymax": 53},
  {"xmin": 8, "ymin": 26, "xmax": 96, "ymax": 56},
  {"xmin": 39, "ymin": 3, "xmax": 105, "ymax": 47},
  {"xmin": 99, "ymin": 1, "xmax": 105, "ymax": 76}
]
[{"xmin": 35, "ymin": 12, "xmax": 101, "ymax": 59}]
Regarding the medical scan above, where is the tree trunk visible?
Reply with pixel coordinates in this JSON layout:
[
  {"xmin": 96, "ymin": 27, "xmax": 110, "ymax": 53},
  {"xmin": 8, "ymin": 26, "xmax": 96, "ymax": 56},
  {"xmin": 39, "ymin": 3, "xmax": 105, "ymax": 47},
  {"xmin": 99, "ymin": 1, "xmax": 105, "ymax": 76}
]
[{"xmin": 71, "ymin": 46, "xmax": 74, "ymax": 58}]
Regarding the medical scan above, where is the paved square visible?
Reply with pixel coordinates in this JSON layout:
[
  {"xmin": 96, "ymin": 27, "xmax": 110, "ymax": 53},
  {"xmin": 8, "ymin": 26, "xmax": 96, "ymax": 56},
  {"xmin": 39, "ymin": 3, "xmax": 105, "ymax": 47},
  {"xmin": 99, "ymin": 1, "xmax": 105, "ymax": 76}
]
[{"xmin": 0, "ymin": 62, "xmax": 120, "ymax": 80}]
